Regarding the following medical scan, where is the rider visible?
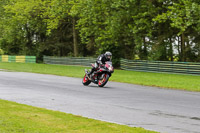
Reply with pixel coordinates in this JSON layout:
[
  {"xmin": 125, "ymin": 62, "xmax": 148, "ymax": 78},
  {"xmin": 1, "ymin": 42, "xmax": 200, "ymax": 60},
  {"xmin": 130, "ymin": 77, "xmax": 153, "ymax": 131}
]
[{"xmin": 87, "ymin": 51, "xmax": 112, "ymax": 77}]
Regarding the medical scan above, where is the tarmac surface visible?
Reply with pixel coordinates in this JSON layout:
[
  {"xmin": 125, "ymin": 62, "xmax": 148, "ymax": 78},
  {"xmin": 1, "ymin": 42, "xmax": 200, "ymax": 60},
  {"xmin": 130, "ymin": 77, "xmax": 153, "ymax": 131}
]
[{"xmin": 0, "ymin": 71, "xmax": 200, "ymax": 133}]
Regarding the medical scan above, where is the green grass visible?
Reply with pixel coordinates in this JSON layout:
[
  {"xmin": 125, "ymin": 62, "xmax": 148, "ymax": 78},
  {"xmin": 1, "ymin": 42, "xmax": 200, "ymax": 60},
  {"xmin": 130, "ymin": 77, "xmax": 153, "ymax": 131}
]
[
  {"xmin": 111, "ymin": 70, "xmax": 200, "ymax": 91},
  {"xmin": 0, "ymin": 62, "xmax": 200, "ymax": 91},
  {"xmin": 0, "ymin": 62, "xmax": 85, "ymax": 78},
  {"xmin": 0, "ymin": 99, "xmax": 156, "ymax": 133}
]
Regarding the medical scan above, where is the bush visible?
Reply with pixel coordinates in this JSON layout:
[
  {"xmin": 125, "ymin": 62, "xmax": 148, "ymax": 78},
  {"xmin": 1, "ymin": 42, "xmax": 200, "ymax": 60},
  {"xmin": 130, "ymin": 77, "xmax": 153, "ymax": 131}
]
[{"xmin": 0, "ymin": 49, "xmax": 4, "ymax": 55}]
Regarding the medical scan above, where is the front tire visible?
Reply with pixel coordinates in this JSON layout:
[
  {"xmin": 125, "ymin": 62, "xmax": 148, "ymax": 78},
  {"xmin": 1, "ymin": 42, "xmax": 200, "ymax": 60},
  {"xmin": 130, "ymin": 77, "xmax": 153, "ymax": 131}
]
[
  {"xmin": 82, "ymin": 74, "xmax": 91, "ymax": 86},
  {"xmin": 98, "ymin": 74, "xmax": 109, "ymax": 87}
]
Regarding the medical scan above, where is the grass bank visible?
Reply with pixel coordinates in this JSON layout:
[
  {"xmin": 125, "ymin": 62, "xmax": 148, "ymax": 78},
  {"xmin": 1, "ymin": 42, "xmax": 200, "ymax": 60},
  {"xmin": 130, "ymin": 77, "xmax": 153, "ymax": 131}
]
[
  {"xmin": 0, "ymin": 62, "xmax": 200, "ymax": 91},
  {"xmin": 0, "ymin": 99, "xmax": 156, "ymax": 133}
]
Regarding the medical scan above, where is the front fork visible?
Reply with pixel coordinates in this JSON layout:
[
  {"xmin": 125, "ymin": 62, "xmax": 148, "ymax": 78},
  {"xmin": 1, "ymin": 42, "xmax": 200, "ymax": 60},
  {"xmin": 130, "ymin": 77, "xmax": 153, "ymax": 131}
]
[{"xmin": 85, "ymin": 69, "xmax": 91, "ymax": 80}]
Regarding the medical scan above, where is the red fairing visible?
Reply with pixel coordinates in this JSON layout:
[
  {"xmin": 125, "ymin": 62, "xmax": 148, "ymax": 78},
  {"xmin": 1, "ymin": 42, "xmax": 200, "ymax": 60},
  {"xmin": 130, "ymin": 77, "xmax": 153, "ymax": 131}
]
[{"xmin": 83, "ymin": 75, "xmax": 88, "ymax": 83}]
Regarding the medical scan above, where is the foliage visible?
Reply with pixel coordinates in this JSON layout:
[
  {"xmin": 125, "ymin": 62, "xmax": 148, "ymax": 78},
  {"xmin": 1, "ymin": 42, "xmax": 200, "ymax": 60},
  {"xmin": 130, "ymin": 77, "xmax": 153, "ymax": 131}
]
[
  {"xmin": 0, "ymin": 0, "xmax": 200, "ymax": 64},
  {"xmin": 0, "ymin": 49, "xmax": 4, "ymax": 55}
]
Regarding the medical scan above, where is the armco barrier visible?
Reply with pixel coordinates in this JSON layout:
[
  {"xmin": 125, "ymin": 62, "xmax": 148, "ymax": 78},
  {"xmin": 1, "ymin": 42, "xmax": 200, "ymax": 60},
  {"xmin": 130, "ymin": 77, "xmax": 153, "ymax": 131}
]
[
  {"xmin": 43, "ymin": 56, "xmax": 200, "ymax": 75},
  {"xmin": 43, "ymin": 56, "xmax": 96, "ymax": 67},
  {"xmin": 120, "ymin": 58, "xmax": 200, "ymax": 75},
  {"xmin": 0, "ymin": 55, "xmax": 36, "ymax": 63}
]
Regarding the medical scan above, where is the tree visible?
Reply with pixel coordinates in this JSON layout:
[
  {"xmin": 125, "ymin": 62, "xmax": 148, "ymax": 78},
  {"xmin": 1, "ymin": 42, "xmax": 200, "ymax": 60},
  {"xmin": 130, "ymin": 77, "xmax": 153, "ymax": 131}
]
[
  {"xmin": 154, "ymin": 0, "xmax": 200, "ymax": 61},
  {"xmin": 43, "ymin": 0, "xmax": 79, "ymax": 57},
  {"xmin": 0, "ymin": 0, "xmax": 200, "ymax": 63},
  {"xmin": 1, "ymin": 0, "xmax": 48, "ymax": 55}
]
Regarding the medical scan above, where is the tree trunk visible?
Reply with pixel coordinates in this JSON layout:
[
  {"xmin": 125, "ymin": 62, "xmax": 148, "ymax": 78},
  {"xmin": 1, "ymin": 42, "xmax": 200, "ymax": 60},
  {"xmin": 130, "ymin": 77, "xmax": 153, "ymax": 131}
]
[
  {"xmin": 177, "ymin": 36, "xmax": 180, "ymax": 57},
  {"xmin": 186, "ymin": 37, "xmax": 191, "ymax": 62},
  {"xmin": 169, "ymin": 38, "xmax": 173, "ymax": 61},
  {"xmin": 25, "ymin": 24, "xmax": 33, "ymax": 55},
  {"xmin": 143, "ymin": 37, "xmax": 147, "ymax": 60},
  {"xmin": 72, "ymin": 17, "xmax": 78, "ymax": 57},
  {"xmin": 181, "ymin": 33, "xmax": 186, "ymax": 62}
]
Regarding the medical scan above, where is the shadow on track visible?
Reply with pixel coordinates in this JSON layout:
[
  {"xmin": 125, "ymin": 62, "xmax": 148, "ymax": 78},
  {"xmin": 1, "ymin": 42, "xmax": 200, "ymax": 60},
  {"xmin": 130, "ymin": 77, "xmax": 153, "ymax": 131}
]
[{"xmin": 85, "ymin": 85, "xmax": 114, "ymax": 89}]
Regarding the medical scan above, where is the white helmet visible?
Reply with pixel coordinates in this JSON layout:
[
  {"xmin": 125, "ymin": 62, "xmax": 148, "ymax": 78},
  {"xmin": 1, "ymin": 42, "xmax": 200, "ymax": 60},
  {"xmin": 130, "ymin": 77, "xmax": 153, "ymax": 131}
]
[{"xmin": 105, "ymin": 51, "xmax": 112, "ymax": 60}]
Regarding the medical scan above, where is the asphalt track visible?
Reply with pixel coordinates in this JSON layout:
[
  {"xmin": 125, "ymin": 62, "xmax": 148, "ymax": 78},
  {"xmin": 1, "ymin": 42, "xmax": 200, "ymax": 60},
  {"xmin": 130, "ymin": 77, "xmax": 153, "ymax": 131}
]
[{"xmin": 0, "ymin": 71, "xmax": 200, "ymax": 133}]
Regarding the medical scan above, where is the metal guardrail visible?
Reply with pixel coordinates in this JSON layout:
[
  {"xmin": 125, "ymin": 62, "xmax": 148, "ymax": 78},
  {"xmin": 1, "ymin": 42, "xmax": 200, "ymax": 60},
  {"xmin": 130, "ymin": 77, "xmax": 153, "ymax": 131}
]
[
  {"xmin": 43, "ymin": 56, "xmax": 200, "ymax": 75},
  {"xmin": 0, "ymin": 55, "xmax": 36, "ymax": 63},
  {"xmin": 43, "ymin": 56, "xmax": 96, "ymax": 67},
  {"xmin": 120, "ymin": 58, "xmax": 200, "ymax": 75}
]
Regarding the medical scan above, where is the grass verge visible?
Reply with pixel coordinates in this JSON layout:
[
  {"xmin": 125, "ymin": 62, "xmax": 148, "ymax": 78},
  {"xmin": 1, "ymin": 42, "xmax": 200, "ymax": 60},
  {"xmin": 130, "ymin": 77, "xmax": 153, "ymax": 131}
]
[
  {"xmin": 0, "ymin": 62, "xmax": 200, "ymax": 91},
  {"xmin": 0, "ymin": 99, "xmax": 156, "ymax": 133}
]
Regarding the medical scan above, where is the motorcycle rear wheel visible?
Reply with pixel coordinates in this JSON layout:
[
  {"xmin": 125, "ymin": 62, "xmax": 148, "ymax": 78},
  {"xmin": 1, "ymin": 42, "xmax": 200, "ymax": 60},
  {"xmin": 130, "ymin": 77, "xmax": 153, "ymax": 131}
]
[
  {"xmin": 82, "ymin": 74, "xmax": 91, "ymax": 86},
  {"xmin": 98, "ymin": 74, "xmax": 109, "ymax": 87}
]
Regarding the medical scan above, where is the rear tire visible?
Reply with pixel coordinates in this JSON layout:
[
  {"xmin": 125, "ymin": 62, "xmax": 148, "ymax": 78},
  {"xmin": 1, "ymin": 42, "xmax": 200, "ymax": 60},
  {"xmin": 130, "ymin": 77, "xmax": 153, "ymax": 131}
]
[
  {"xmin": 82, "ymin": 74, "xmax": 91, "ymax": 86},
  {"xmin": 98, "ymin": 74, "xmax": 109, "ymax": 87}
]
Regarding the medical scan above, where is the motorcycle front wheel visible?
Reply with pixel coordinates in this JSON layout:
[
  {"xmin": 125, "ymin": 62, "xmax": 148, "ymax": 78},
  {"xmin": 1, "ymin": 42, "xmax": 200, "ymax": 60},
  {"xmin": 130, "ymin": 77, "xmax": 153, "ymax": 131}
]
[
  {"xmin": 98, "ymin": 74, "xmax": 109, "ymax": 87},
  {"xmin": 82, "ymin": 74, "xmax": 91, "ymax": 86}
]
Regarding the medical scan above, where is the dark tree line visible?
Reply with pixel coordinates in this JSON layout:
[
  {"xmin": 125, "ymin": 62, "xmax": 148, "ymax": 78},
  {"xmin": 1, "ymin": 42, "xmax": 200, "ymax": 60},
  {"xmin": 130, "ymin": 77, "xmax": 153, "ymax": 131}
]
[{"xmin": 0, "ymin": 0, "xmax": 200, "ymax": 65}]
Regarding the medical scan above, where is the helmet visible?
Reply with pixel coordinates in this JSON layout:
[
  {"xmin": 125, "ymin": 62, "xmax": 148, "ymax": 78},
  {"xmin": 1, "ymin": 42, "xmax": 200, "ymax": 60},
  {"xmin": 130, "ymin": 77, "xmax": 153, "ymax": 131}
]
[{"xmin": 105, "ymin": 51, "xmax": 112, "ymax": 60}]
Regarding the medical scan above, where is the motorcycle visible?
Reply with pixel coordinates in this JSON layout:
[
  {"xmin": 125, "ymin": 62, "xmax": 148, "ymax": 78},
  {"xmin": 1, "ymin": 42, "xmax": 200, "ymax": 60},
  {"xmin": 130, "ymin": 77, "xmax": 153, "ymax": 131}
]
[{"xmin": 82, "ymin": 61, "xmax": 114, "ymax": 87}]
